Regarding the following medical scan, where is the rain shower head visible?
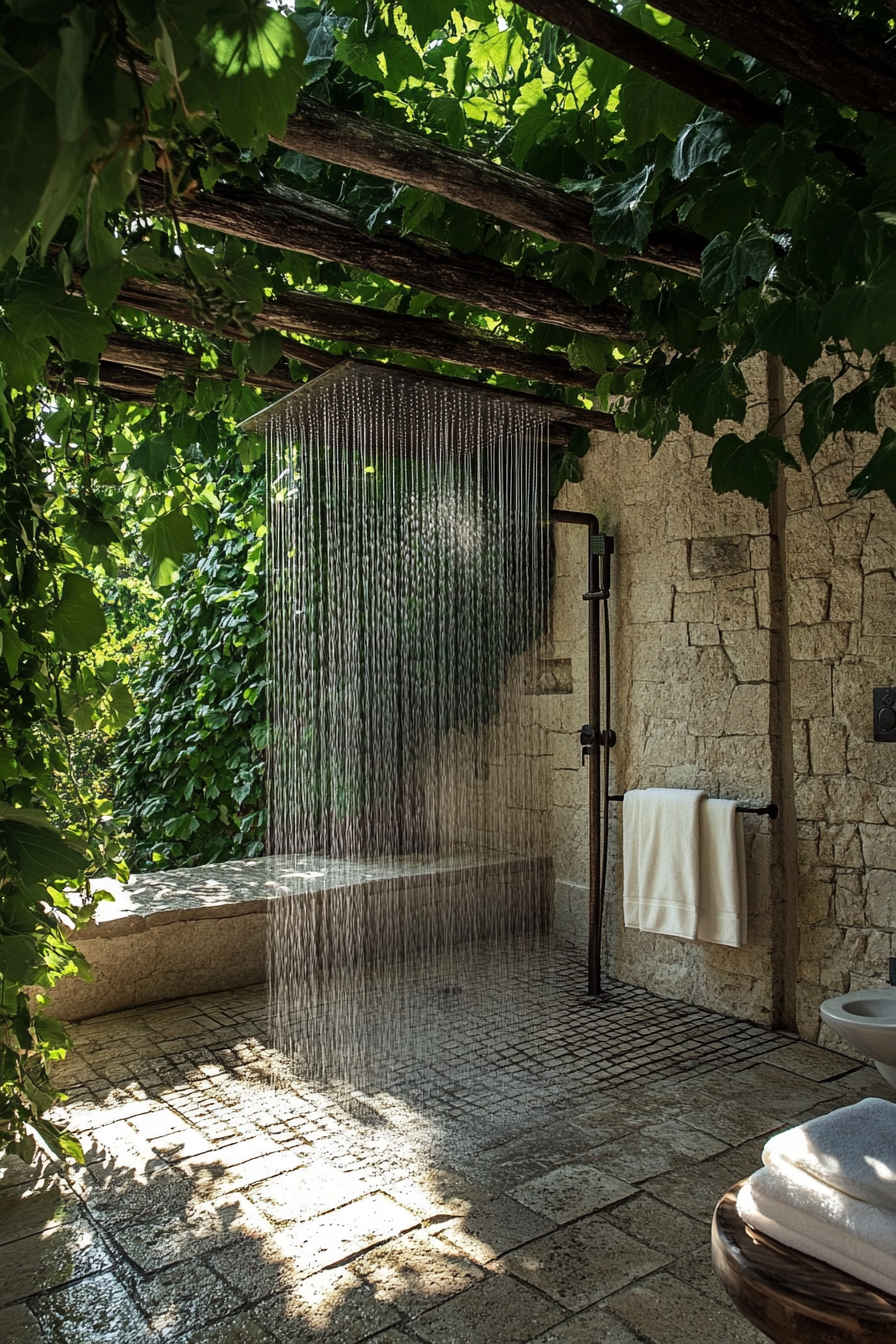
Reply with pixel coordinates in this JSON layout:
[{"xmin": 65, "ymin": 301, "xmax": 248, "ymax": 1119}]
[{"xmin": 237, "ymin": 359, "xmax": 576, "ymax": 448}]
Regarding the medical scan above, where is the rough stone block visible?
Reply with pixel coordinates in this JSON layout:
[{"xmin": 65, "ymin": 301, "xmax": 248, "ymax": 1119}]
[
  {"xmin": 790, "ymin": 662, "xmax": 833, "ymax": 719},
  {"xmin": 828, "ymin": 559, "xmax": 863, "ymax": 624},
  {"xmin": 624, "ymin": 581, "xmax": 674, "ymax": 624},
  {"xmin": 643, "ymin": 719, "xmax": 697, "ymax": 767},
  {"xmin": 751, "ymin": 536, "xmax": 771, "ymax": 570},
  {"xmin": 688, "ymin": 622, "xmax": 720, "ymax": 646},
  {"xmin": 788, "ymin": 509, "xmax": 834, "ymax": 578},
  {"xmin": 716, "ymin": 585, "xmax": 757, "ymax": 630},
  {"xmin": 833, "ymin": 871, "xmax": 865, "ymax": 927},
  {"xmin": 861, "ymin": 824, "xmax": 896, "ymax": 872},
  {"xmin": 861, "ymin": 509, "xmax": 896, "ymax": 573},
  {"xmin": 808, "ymin": 720, "xmax": 848, "ymax": 776},
  {"xmin": 722, "ymin": 629, "xmax": 771, "ymax": 683},
  {"xmin": 791, "ymin": 721, "xmax": 810, "ymax": 774},
  {"xmin": 800, "ymin": 877, "xmax": 832, "ymax": 925},
  {"xmin": 789, "ymin": 579, "xmax": 830, "ymax": 626},
  {"xmin": 725, "ymin": 684, "xmax": 769, "ymax": 736},
  {"xmin": 673, "ymin": 589, "xmax": 714, "ymax": 624},
  {"xmin": 688, "ymin": 537, "xmax": 750, "ymax": 578},
  {"xmin": 828, "ymin": 503, "xmax": 870, "ymax": 559},
  {"xmin": 794, "ymin": 775, "xmax": 828, "ymax": 821},
  {"xmin": 818, "ymin": 823, "xmax": 863, "ymax": 869},
  {"xmin": 825, "ymin": 776, "xmax": 884, "ymax": 825},
  {"xmin": 789, "ymin": 622, "xmax": 850, "ymax": 663},
  {"xmin": 865, "ymin": 870, "xmax": 896, "ymax": 931},
  {"xmin": 862, "ymin": 571, "xmax": 896, "ymax": 637}
]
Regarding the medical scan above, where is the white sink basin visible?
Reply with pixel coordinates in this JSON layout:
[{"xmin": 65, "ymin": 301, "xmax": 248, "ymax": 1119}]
[{"xmin": 821, "ymin": 989, "xmax": 896, "ymax": 1087}]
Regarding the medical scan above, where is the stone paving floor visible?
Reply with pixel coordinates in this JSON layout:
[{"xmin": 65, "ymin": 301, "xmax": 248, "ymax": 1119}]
[{"xmin": 1, "ymin": 943, "xmax": 892, "ymax": 1344}]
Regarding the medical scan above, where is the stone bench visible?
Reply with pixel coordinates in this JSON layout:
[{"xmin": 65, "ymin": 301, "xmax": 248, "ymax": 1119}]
[{"xmin": 50, "ymin": 853, "xmax": 552, "ymax": 1020}]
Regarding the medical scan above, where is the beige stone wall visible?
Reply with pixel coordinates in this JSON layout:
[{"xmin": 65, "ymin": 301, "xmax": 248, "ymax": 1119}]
[
  {"xmin": 785, "ymin": 425, "xmax": 896, "ymax": 1047},
  {"xmin": 542, "ymin": 374, "xmax": 896, "ymax": 1041}
]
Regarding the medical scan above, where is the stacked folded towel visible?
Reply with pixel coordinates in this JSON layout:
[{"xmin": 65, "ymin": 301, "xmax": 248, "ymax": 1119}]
[{"xmin": 736, "ymin": 1097, "xmax": 896, "ymax": 1296}]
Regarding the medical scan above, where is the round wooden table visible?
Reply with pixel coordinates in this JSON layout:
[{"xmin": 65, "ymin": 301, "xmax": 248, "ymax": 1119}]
[{"xmin": 712, "ymin": 1181, "xmax": 896, "ymax": 1344}]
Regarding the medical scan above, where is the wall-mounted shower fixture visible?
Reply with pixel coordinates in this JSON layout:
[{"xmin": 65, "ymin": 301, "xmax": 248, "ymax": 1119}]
[{"xmin": 550, "ymin": 510, "xmax": 615, "ymax": 997}]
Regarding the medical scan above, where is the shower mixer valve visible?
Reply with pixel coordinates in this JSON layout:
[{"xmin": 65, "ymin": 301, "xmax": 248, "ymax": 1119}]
[{"xmin": 580, "ymin": 723, "xmax": 616, "ymax": 763}]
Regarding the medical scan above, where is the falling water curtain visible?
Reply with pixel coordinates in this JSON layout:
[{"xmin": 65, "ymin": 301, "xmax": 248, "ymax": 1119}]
[{"xmin": 246, "ymin": 363, "xmax": 555, "ymax": 1095}]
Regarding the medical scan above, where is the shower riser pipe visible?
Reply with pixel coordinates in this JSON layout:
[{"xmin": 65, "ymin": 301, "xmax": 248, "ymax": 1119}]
[{"xmin": 550, "ymin": 509, "xmax": 612, "ymax": 996}]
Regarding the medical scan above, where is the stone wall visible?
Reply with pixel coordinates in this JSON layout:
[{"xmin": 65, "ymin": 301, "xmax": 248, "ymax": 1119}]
[
  {"xmin": 543, "ymin": 367, "xmax": 896, "ymax": 1043},
  {"xmin": 785, "ymin": 420, "xmax": 896, "ymax": 1048}
]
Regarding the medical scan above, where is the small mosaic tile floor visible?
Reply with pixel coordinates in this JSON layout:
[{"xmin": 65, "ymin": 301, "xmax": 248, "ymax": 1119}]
[{"xmin": 2, "ymin": 943, "xmax": 891, "ymax": 1344}]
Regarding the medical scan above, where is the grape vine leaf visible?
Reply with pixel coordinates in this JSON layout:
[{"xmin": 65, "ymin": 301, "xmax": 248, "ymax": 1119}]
[
  {"xmin": 700, "ymin": 225, "xmax": 776, "ymax": 307},
  {"xmin": 709, "ymin": 432, "xmax": 799, "ymax": 506},
  {"xmin": 50, "ymin": 574, "xmax": 107, "ymax": 653},
  {"xmin": 848, "ymin": 427, "xmax": 896, "ymax": 506}
]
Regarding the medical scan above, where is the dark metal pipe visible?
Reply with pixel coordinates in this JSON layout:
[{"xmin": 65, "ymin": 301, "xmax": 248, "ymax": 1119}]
[{"xmin": 550, "ymin": 508, "xmax": 612, "ymax": 995}]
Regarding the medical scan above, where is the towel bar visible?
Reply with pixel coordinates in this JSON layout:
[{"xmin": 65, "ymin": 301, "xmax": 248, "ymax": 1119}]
[{"xmin": 607, "ymin": 794, "xmax": 778, "ymax": 819}]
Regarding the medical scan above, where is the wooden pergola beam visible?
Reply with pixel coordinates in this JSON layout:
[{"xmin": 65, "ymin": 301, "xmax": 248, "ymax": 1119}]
[
  {"xmin": 99, "ymin": 285, "xmax": 615, "ymax": 435},
  {"xmin": 138, "ymin": 175, "xmax": 634, "ymax": 341},
  {"xmin": 111, "ymin": 265, "xmax": 615, "ymax": 390},
  {"xmin": 647, "ymin": 0, "xmax": 896, "ymax": 125},
  {"xmin": 518, "ymin": 1, "xmax": 777, "ymax": 127},
  {"xmin": 276, "ymin": 94, "xmax": 704, "ymax": 277},
  {"xmin": 120, "ymin": 53, "xmax": 703, "ymax": 276}
]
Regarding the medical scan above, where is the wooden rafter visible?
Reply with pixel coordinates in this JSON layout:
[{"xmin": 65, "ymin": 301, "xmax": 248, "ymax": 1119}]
[
  {"xmin": 138, "ymin": 174, "xmax": 634, "ymax": 341},
  {"xmin": 518, "ymin": 0, "xmax": 777, "ymax": 127},
  {"xmin": 80, "ymin": 329, "xmax": 614, "ymax": 440},
  {"xmin": 110, "ymin": 259, "xmax": 616, "ymax": 389},
  {"xmin": 276, "ymin": 94, "xmax": 704, "ymax": 276},
  {"xmin": 649, "ymin": 0, "xmax": 896, "ymax": 125}
]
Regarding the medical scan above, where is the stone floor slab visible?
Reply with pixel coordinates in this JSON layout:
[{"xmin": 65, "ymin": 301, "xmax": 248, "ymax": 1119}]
[
  {"xmin": 28, "ymin": 1270, "xmax": 156, "ymax": 1344},
  {"xmin": 496, "ymin": 1214, "xmax": 668, "ymax": 1311},
  {"xmin": 676, "ymin": 1099, "xmax": 783, "ymax": 1146},
  {"xmin": 0, "ymin": 1219, "xmax": 112, "ymax": 1309},
  {"xmin": 438, "ymin": 1195, "xmax": 556, "ymax": 1263},
  {"xmin": 252, "ymin": 1265, "xmax": 401, "ymax": 1343},
  {"xmin": 181, "ymin": 1314, "xmax": 275, "ymax": 1344},
  {"xmin": 762, "ymin": 1040, "xmax": 855, "ymax": 1081},
  {"xmin": 509, "ymin": 1163, "xmax": 637, "ymax": 1224},
  {"xmin": 244, "ymin": 1163, "xmax": 370, "ymax": 1226},
  {"xmin": 0, "ymin": 1301, "xmax": 43, "ymax": 1344},
  {"xmin": 605, "ymin": 1270, "xmax": 768, "ymax": 1344},
  {"xmin": 585, "ymin": 1121, "xmax": 728, "ymax": 1184},
  {"xmin": 353, "ymin": 1228, "xmax": 484, "ymax": 1317},
  {"xmin": 597, "ymin": 1193, "xmax": 707, "ymax": 1258},
  {"xmin": 530, "ymin": 1305, "xmax": 645, "ymax": 1343},
  {"xmin": 129, "ymin": 1258, "xmax": 245, "ymax": 1339},
  {"xmin": 279, "ymin": 1193, "xmax": 420, "ymax": 1277},
  {"xmin": 412, "ymin": 1270, "xmax": 567, "ymax": 1344}
]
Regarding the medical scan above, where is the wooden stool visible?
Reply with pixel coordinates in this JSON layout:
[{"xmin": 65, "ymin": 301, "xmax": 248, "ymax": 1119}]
[{"xmin": 712, "ymin": 1181, "xmax": 896, "ymax": 1343}]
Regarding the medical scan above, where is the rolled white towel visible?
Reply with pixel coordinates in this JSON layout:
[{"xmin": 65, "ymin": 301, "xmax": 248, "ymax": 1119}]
[
  {"xmin": 737, "ymin": 1164, "xmax": 896, "ymax": 1298},
  {"xmin": 763, "ymin": 1097, "xmax": 896, "ymax": 1213}
]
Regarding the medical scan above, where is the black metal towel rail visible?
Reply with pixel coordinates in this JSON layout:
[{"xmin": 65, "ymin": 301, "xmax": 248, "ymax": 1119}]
[{"xmin": 607, "ymin": 794, "xmax": 779, "ymax": 819}]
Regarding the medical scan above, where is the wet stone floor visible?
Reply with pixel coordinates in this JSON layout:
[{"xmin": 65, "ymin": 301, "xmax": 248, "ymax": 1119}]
[{"xmin": 2, "ymin": 944, "xmax": 891, "ymax": 1344}]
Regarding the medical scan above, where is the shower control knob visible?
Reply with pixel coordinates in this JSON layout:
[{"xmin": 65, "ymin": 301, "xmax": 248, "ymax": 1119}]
[{"xmin": 580, "ymin": 723, "xmax": 597, "ymax": 764}]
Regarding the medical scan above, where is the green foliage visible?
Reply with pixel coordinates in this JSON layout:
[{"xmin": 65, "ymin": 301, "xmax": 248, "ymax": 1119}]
[{"xmin": 115, "ymin": 456, "xmax": 267, "ymax": 870}]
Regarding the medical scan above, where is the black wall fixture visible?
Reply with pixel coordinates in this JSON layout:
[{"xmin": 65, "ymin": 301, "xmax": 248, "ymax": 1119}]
[{"xmin": 550, "ymin": 510, "xmax": 614, "ymax": 995}]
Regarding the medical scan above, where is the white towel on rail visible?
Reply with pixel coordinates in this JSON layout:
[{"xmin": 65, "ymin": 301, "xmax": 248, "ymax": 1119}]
[
  {"xmin": 622, "ymin": 788, "xmax": 704, "ymax": 939},
  {"xmin": 736, "ymin": 1163, "xmax": 896, "ymax": 1298},
  {"xmin": 762, "ymin": 1098, "xmax": 896, "ymax": 1213},
  {"xmin": 696, "ymin": 797, "xmax": 747, "ymax": 947}
]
